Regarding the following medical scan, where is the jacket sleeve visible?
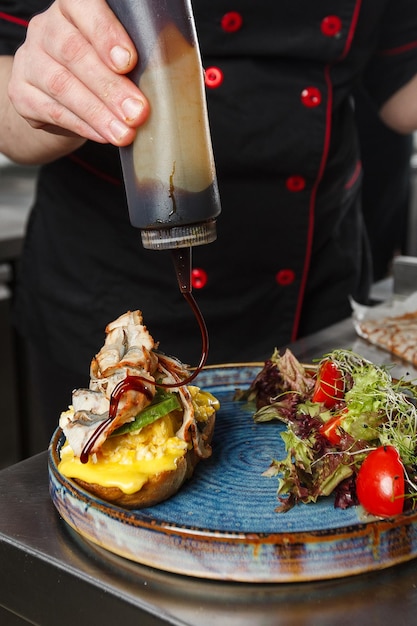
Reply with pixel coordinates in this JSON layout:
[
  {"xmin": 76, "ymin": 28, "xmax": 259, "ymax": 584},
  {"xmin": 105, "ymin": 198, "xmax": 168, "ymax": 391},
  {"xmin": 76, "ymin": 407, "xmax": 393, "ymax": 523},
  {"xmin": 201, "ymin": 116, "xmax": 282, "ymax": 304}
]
[
  {"xmin": 0, "ymin": 0, "xmax": 44, "ymax": 55},
  {"xmin": 363, "ymin": 0, "xmax": 417, "ymax": 108}
]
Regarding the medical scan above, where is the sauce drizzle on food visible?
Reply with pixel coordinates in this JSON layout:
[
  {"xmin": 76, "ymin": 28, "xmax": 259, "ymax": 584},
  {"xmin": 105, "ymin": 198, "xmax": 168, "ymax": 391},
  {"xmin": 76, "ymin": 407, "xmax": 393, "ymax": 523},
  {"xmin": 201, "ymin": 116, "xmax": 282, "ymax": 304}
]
[{"xmin": 80, "ymin": 376, "xmax": 153, "ymax": 463}]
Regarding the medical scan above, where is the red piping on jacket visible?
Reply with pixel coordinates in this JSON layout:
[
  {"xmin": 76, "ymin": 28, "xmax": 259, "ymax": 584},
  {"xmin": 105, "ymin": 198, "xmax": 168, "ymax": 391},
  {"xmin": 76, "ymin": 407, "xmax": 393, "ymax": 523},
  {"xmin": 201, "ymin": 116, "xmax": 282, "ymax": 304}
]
[
  {"xmin": 0, "ymin": 12, "xmax": 29, "ymax": 27},
  {"xmin": 69, "ymin": 154, "xmax": 122, "ymax": 186},
  {"xmin": 344, "ymin": 159, "xmax": 362, "ymax": 189},
  {"xmin": 379, "ymin": 40, "xmax": 417, "ymax": 56},
  {"xmin": 290, "ymin": 0, "xmax": 363, "ymax": 342}
]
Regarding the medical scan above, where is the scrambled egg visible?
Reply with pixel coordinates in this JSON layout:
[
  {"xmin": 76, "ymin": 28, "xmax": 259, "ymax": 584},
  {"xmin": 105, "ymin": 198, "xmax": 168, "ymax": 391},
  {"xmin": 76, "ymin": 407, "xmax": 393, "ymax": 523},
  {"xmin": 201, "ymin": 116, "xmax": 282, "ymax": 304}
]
[
  {"xmin": 59, "ymin": 414, "xmax": 189, "ymax": 494},
  {"xmin": 189, "ymin": 387, "xmax": 220, "ymax": 422}
]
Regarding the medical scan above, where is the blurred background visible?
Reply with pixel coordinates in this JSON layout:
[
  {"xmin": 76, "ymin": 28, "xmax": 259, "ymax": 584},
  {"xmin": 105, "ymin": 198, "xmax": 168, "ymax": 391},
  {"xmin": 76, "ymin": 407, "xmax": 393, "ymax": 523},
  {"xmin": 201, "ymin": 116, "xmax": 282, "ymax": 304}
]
[{"xmin": 0, "ymin": 154, "xmax": 39, "ymax": 468}]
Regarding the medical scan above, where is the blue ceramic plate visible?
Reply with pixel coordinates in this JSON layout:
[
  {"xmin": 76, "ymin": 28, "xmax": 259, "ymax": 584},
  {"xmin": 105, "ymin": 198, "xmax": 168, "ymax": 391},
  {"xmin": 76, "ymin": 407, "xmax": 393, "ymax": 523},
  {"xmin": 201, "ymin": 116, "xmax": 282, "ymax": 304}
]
[{"xmin": 48, "ymin": 364, "xmax": 417, "ymax": 582}]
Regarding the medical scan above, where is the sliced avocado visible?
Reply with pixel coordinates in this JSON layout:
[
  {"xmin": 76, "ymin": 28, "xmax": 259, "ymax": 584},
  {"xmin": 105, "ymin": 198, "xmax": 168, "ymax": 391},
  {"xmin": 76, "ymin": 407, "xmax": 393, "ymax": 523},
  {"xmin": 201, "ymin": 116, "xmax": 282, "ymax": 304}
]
[{"xmin": 111, "ymin": 388, "xmax": 182, "ymax": 436}]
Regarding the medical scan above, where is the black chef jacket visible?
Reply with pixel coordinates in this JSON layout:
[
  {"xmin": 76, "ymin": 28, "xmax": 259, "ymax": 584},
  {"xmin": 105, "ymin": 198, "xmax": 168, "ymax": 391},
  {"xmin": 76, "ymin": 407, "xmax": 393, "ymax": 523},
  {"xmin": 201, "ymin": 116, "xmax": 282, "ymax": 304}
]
[{"xmin": 2, "ymin": 1, "xmax": 417, "ymax": 373}]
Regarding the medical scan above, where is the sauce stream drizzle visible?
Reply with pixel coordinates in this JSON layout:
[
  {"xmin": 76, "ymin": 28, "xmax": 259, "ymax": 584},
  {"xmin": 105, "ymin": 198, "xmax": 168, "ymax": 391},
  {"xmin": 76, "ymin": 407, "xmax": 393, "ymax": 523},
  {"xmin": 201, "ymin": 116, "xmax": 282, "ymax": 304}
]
[{"xmin": 80, "ymin": 248, "xmax": 208, "ymax": 463}]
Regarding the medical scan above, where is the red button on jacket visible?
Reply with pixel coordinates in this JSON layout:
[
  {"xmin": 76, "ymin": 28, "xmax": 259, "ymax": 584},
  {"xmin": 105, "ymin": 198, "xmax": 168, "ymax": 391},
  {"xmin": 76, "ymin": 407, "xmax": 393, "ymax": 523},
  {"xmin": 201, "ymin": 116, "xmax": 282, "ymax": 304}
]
[
  {"xmin": 321, "ymin": 15, "xmax": 342, "ymax": 37},
  {"xmin": 276, "ymin": 269, "xmax": 296, "ymax": 286},
  {"xmin": 205, "ymin": 67, "xmax": 224, "ymax": 88},
  {"xmin": 286, "ymin": 175, "xmax": 306, "ymax": 192},
  {"xmin": 221, "ymin": 11, "xmax": 243, "ymax": 33},
  {"xmin": 301, "ymin": 87, "xmax": 322, "ymax": 108},
  {"xmin": 192, "ymin": 268, "xmax": 208, "ymax": 289}
]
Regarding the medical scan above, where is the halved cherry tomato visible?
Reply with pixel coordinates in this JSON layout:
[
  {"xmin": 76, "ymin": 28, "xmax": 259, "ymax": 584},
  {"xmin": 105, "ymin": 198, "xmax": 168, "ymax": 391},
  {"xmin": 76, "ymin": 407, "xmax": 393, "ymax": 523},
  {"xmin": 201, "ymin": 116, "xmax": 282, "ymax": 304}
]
[
  {"xmin": 312, "ymin": 360, "xmax": 345, "ymax": 408},
  {"xmin": 356, "ymin": 446, "xmax": 405, "ymax": 517},
  {"xmin": 319, "ymin": 408, "xmax": 348, "ymax": 445}
]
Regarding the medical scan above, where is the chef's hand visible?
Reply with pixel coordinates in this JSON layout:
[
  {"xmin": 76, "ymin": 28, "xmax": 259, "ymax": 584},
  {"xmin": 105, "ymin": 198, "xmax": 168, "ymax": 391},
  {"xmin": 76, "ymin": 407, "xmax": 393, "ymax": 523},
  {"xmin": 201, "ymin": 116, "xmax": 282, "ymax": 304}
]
[{"xmin": 7, "ymin": 0, "xmax": 150, "ymax": 147}]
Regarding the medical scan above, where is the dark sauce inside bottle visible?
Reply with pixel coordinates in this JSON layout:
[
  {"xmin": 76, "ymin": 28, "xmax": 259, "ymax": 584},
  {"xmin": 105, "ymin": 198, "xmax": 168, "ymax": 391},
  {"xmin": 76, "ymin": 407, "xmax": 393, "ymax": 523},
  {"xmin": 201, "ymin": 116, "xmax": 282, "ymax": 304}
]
[{"xmin": 80, "ymin": 248, "xmax": 208, "ymax": 463}]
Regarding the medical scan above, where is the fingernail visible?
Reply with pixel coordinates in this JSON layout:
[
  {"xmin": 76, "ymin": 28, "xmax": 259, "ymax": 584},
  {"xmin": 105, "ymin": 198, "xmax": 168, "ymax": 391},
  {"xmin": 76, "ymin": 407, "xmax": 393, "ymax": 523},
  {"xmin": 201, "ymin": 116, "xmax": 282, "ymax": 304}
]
[
  {"xmin": 110, "ymin": 119, "xmax": 130, "ymax": 142},
  {"xmin": 121, "ymin": 97, "xmax": 144, "ymax": 122},
  {"xmin": 110, "ymin": 45, "xmax": 131, "ymax": 70}
]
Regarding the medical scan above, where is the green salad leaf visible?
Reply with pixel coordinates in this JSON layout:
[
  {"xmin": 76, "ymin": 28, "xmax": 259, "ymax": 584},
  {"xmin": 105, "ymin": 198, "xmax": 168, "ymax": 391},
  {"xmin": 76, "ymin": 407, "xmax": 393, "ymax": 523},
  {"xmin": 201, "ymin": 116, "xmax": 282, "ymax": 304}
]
[{"xmin": 112, "ymin": 387, "xmax": 181, "ymax": 436}]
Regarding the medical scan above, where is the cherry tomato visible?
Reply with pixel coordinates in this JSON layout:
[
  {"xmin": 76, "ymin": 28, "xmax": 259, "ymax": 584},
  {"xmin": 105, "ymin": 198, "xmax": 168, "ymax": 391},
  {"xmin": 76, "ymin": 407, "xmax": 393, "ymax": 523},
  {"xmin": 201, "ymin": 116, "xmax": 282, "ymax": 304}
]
[
  {"xmin": 356, "ymin": 446, "xmax": 405, "ymax": 517},
  {"xmin": 319, "ymin": 408, "xmax": 348, "ymax": 445},
  {"xmin": 312, "ymin": 360, "xmax": 345, "ymax": 408}
]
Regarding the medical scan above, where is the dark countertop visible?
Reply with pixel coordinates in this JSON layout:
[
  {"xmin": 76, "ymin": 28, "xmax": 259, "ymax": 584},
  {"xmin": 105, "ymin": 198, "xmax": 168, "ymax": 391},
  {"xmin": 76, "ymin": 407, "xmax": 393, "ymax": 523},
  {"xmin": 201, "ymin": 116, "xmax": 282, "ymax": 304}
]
[{"xmin": 2, "ymin": 317, "xmax": 417, "ymax": 626}]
